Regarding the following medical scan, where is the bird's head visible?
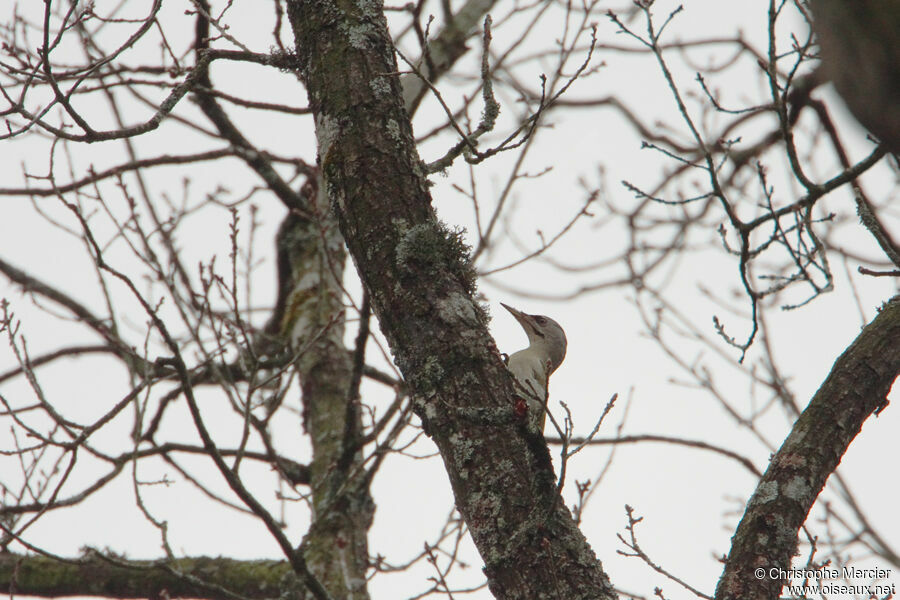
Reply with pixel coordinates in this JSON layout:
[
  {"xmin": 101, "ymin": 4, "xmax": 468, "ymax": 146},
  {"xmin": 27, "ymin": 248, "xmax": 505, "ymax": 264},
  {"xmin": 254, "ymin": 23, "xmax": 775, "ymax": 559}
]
[{"xmin": 500, "ymin": 302, "xmax": 568, "ymax": 373}]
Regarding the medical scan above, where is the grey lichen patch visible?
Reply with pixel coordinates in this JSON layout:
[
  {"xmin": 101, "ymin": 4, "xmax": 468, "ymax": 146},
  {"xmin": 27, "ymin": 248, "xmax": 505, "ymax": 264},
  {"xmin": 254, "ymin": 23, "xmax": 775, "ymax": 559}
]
[
  {"xmin": 353, "ymin": 0, "xmax": 380, "ymax": 18},
  {"xmin": 492, "ymin": 459, "xmax": 516, "ymax": 487},
  {"xmin": 391, "ymin": 216, "xmax": 410, "ymax": 231},
  {"xmin": 343, "ymin": 23, "xmax": 373, "ymax": 50},
  {"xmin": 467, "ymin": 490, "xmax": 503, "ymax": 529},
  {"xmin": 369, "ymin": 76, "xmax": 392, "ymax": 99},
  {"xmin": 413, "ymin": 160, "xmax": 430, "ymax": 180},
  {"xmin": 315, "ymin": 113, "xmax": 340, "ymax": 163},
  {"xmin": 385, "ymin": 119, "xmax": 402, "ymax": 143},
  {"xmin": 395, "ymin": 220, "xmax": 477, "ymax": 294},
  {"xmin": 413, "ymin": 355, "xmax": 445, "ymax": 395},
  {"xmin": 751, "ymin": 480, "xmax": 779, "ymax": 505},
  {"xmin": 783, "ymin": 475, "xmax": 811, "ymax": 502},
  {"xmin": 316, "ymin": 113, "xmax": 350, "ymax": 216},
  {"xmin": 420, "ymin": 398, "xmax": 439, "ymax": 421},
  {"xmin": 395, "ymin": 223, "xmax": 430, "ymax": 263},
  {"xmin": 469, "ymin": 489, "xmax": 502, "ymax": 518},
  {"xmin": 456, "ymin": 370, "xmax": 482, "ymax": 389},
  {"xmin": 436, "ymin": 292, "xmax": 479, "ymax": 326},
  {"xmin": 450, "ymin": 432, "xmax": 478, "ymax": 466}
]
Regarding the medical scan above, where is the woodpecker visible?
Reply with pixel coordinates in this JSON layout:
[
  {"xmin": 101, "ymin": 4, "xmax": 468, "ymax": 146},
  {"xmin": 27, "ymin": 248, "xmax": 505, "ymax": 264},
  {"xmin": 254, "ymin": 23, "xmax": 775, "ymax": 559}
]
[{"xmin": 500, "ymin": 302, "xmax": 567, "ymax": 434}]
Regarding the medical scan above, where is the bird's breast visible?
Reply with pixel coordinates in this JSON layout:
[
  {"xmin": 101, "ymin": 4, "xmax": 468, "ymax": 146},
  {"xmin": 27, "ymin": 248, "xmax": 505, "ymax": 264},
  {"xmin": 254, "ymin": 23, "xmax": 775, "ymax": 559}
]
[{"xmin": 506, "ymin": 349, "xmax": 550, "ymax": 401}]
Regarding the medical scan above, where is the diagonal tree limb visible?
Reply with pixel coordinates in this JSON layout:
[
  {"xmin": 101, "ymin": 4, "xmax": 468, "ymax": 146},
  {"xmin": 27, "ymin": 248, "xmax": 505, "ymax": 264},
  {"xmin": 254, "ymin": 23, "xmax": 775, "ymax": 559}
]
[
  {"xmin": 715, "ymin": 295, "xmax": 900, "ymax": 600},
  {"xmin": 286, "ymin": 2, "xmax": 616, "ymax": 598}
]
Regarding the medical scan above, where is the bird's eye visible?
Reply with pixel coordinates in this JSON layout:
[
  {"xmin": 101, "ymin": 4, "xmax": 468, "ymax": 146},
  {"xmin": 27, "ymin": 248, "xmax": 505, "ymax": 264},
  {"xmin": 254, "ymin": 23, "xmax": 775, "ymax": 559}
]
[{"xmin": 535, "ymin": 317, "xmax": 547, "ymax": 325}]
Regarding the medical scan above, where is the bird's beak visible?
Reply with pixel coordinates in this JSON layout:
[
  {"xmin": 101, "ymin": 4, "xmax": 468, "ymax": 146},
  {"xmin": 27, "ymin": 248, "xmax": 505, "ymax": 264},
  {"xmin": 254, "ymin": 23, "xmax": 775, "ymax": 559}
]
[{"xmin": 501, "ymin": 302, "xmax": 531, "ymax": 330}]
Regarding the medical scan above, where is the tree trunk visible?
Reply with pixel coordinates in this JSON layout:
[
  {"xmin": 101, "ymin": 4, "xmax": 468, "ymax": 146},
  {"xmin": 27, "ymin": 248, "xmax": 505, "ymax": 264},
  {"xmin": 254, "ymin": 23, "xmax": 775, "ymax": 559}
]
[
  {"xmin": 276, "ymin": 179, "xmax": 374, "ymax": 599},
  {"xmin": 286, "ymin": 2, "xmax": 616, "ymax": 598}
]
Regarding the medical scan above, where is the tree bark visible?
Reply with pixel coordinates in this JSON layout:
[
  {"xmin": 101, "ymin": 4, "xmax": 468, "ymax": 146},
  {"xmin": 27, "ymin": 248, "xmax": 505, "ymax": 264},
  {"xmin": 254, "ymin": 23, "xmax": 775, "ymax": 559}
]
[
  {"xmin": 194, "ymin": 2, "xmax": 374, "ymax": 593},
  {"xmin": 277, "ymin": 180, "xmax": 374, "ymax": 600},
  {"xmin": 715, "ymin": 295, "xmax": 900, "ymax": 600},
  {"xmin": 286, "ymin": 2, "xmax": 615, "ymax": 598},
  {"xmin": 0, "ymin": 553, "xmax": 288, "ymax": 600}
]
